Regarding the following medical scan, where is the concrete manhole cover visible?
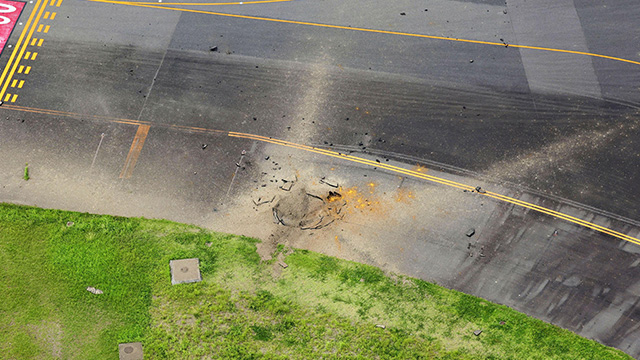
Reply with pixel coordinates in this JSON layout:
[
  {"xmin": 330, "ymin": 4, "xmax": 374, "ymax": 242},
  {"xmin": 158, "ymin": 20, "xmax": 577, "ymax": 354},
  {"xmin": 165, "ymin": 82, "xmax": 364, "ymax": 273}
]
[
  {"xmin": 170, "ymin": 258, "xmax": 202, "ymax": 285},
  {"xmin": 118, "ymin": 342, "xmax": 143, "ymax": 360}
]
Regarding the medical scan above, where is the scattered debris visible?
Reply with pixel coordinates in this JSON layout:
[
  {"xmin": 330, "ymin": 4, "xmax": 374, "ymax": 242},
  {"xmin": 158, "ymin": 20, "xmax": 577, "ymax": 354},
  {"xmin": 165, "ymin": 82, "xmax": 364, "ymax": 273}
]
[
  {"xmin": 66, "ymin": 221, "xmax": 74, "ymax": 227},
  {"xmin": 553, "ymin": 229, "xmax": 558, "ymax": 236},
  {"xmin": 0, "ymin": 101, "xmax": 3, "ymax": 106},
  {"xmin": 320, "ymin": 177, "xmax": 338, "ymax": 188},
  {"xmin": 280, "ymin": 181, "xmax": 294, "ymax": 191},
  {"xmin": 210, "ymin": 46, "xmax": 218, "ymax": 52},
  {"xmin": 503, "ymin": 9, "xmax": 507, "ymax": 14},
  {"xmin": 400, "ymin": 12, "xmax": 406, "ymax": 15},
  {"xmin": 499, "ymin": 321, "xmax": 505, "ymax": 325},
  {"xmin": 376, "ymin": 324, "xmax": 386, "ymax": 329},
  {"xmin": 86, "ymin": 286, "xmax": 103, "ymax": 295},
  {"xmin": 278, "ymin": 261, "xmax": 288, "ymax": 269},
  {"xmin": 473, "ymin": 329, "xmax": 482, "ymax": 336},
  {"xmin": 327, "ymin": 191, "xmax": 342, "ymax": 202},
  {"xmin": 474, "ymin": 186, "xmax": 486, "ymax": 194},
  {"xmin": 253, "ymin": 196, "xmax": 275, "ymax": 206},
  {"xmin": 306, "ymin": 193, "xmax": 325, "ymax": 202},
  {"xmin": 466, "ymin": 228, "xmax": 476, "ymax": 237},
  {"xmin": 273, "ymin": 208, "xmax": 285, "ymax": 225},
  {"xmin": 279, "ymin": 177, "xmax": 297, "ymax": 192},
  {"xmin": 469, "ymin": 59, "xmax": 474, "ymax": 63}
]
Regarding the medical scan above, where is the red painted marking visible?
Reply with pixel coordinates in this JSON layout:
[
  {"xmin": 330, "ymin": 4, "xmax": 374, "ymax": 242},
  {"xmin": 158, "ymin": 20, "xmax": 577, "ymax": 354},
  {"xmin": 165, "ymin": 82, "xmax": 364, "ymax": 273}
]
[{"xmin": 0, "ymin": 0, "xmax": 24, "ymax": 57}]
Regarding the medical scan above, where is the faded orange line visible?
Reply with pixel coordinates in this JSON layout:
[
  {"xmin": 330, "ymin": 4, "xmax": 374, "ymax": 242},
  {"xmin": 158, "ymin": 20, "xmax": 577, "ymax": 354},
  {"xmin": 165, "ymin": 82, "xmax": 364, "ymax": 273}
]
[
  {"xmin": 119, "ymin": 124, "xmax": 150, "ymax": 178},
  {"xmin": 2, "ymin": 104, "xmax": 639, "ymax": 246}
]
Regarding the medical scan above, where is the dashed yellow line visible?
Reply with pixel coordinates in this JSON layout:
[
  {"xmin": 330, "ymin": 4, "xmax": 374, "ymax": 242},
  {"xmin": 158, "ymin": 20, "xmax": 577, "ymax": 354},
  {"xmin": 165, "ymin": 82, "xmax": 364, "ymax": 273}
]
[
  {"xmin": 11, "ymin": 94, "xmax": 18, "ymax": 102},
  {"xmin": 44, "ymin": 11, "xmax": 50, "ymax": 19},
  {"xmin": 38, "ymin": 38, "xmax": 44, "ymax": 46},
  {"xmin": 18, "ymin": 80, "xmax": 24, "ymax": 88},
  {"xmin": 89, "ymin": 0, "xmax": 640, "ymax": 67},
  {"xmin": 50, "ymin": 12, "xmax": 56, "ymax": 20},
  {"xmin": 17, "ymin": 66, "xmax": 24, "ymax": 74},
  {"xmin": 37, "ymin": 24, "xmax": 43, "ymax": 32},
  {"xmin": 10, "ymin": 79, "xmax": 17, "ymax": 87},
  {"xmin": 56, "ymin": 0, "xmax": 63, "ymax": 7},
  {"xmin": 30, "ymin": 38, "xmax": 36, "ymax": 46},
  {"xmin": 3, "ymin": 94, "xmax": 10, "ymax": 101},
  {"xmin": 31, "ymin": 52, "xmax": 37, "ymax": 60},
  {"xmin": 0, "ymin": 0, "xmax": 47, "ymax": 100},
  {"xmin": 24, "ymin": 66, "xmax": 31, "ymax": 75},
  {"xmin": 24, "ymin": 51, "xmax": 30, "ymax": 60},
  {"xmin": 43, "ymin": 25, "xmax": 50, "ymax": 33}
]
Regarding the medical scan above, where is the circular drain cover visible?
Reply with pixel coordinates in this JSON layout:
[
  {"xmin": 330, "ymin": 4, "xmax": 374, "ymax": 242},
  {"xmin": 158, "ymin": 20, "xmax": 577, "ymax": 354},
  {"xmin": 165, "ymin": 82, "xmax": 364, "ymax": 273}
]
[
  {"xmin": 124, "ymin": 346, "xmax": 134, "ymax": 354},
  {"xmin": 180, "ymin": 266, "xmax": 189, "ymax": 273}
]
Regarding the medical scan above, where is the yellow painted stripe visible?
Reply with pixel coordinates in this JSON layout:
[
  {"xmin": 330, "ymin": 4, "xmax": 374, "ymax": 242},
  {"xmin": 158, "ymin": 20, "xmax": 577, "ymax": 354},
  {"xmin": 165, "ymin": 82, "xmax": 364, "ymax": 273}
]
[
  {"xmin": 49, "ymin": 0, "xmax": 55, "ymax": 6},
  {"xmin": 38, "ymin": 38, "xmax": 44, "ymax": 46},
  {"xmin": 0, "ymin": 0, "xmax": 46, "ymax": 100},
  {"xmin": 228, "ymin": 131, "xmax": 640, "ymax": 245},
  {"xmin": 17, "ymin": 80, "xmax": 24, "ymax": 88},
  {"xmin": 3, "ymin": 93, "xmax": 10, "ymax": 101},
  {"xmin": 17, "ymin": 65, "xmax": 24, "ymax": 74},
  {"xmin": 10, "ymin": 79, "xmax": 17, "ymax": 87},
  {"xmin": 10, "ymin": 94, "xmax": 17, "ymax": 102},
  {"xmin": 30, "ymin": 38, "xmax": 37, "ymax": 46},
  {"xmin": 37, "ymin": 24, "xmax": 43, "ymax": 32},
  {"xmin": 3, "ymin": 103, "xmax": 638, "ymax": 245},
  {"xmin": 31, "ymin": 52, "xmax": 37, "ymax": 60},
  {"xmin": 56, "ymin": 0, "xmax": 63, "ymax": 6},
  {"xmin": 43, "ymin": 25, "xmax": 50, "ymax": 33},
  {"xmin": 92, "ymin": 0, "xmax": 640, "ymax": 67},
  {"xmin": 120, "ymin": 125, "xmax": 151, "ymax": 178},
  {"xmin": 50, "ymin": 12, "xmax": 56, "ymax": 20},
  {"xmin": 44, "ymin": 11, "xmax": 49, "ymax": 19},
  {"xmin": 24, "ymin": 66, "xmax": 31, "ymax": 75},
  {"xmin": 24, "ymin": 51, "xmax": 30, "ymax": 59}
]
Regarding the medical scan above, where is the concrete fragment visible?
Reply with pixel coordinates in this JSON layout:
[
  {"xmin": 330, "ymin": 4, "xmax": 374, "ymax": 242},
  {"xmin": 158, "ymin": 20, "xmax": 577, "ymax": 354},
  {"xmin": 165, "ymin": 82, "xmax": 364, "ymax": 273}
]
[{"xmin": 466, "ymin": 228, "xmax": 475, "ymax": 237}]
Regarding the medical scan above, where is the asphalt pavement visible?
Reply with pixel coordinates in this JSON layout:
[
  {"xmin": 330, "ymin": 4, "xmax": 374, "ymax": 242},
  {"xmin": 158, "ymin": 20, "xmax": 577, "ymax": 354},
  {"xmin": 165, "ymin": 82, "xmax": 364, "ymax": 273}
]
[{"xmin": 1, "ymin": 0, "xmax": 640, "ymax": 356}]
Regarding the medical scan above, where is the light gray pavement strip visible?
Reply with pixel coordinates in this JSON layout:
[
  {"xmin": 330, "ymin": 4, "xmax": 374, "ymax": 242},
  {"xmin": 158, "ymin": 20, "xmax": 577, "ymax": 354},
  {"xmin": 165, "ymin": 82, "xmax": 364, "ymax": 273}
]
[{"xmin": 508, "ymin": 0, "xmax": 602, "ymax": 99}]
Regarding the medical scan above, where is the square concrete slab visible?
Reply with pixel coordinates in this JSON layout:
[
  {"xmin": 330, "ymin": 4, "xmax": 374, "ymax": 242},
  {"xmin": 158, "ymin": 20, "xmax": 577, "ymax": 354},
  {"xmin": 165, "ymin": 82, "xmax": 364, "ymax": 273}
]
[
  {"xmin": 170, "ymin": 258, "xmax": 202, "ymax": 285},
  {"xmin": 119, "ymin": 342, "xmax": 143, "ymax": 360}
]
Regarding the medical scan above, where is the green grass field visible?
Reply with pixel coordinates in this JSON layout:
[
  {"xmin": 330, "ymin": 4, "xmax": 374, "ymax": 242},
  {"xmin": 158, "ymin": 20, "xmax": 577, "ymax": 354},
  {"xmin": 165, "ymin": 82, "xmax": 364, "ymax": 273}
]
[{"xmin": 0, "ymin": 203, "xmax": 631, "ymax": 359}]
